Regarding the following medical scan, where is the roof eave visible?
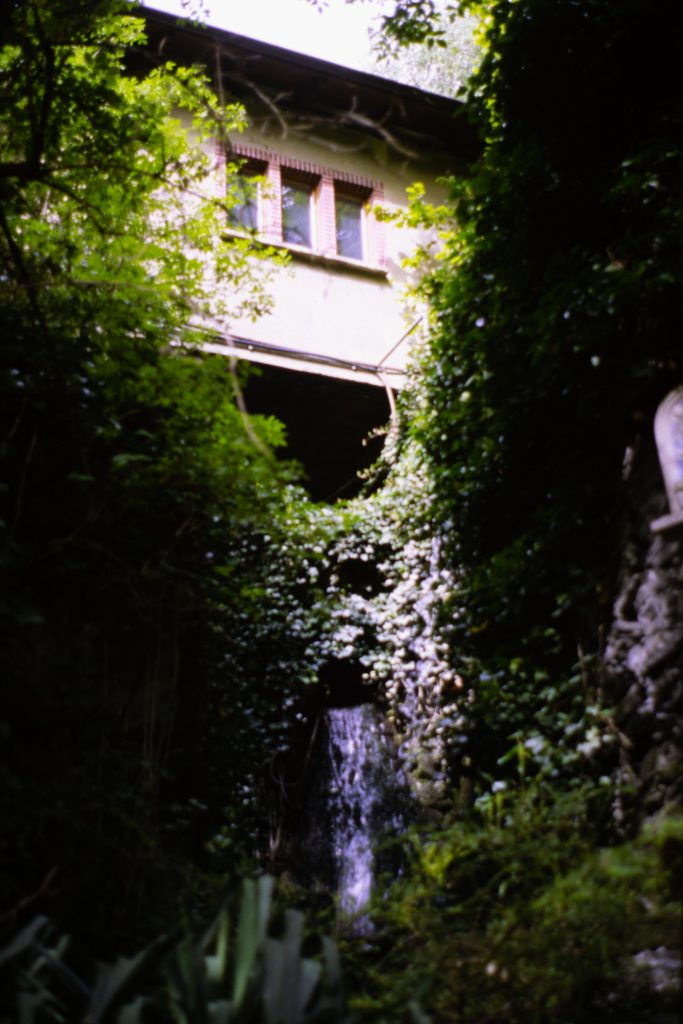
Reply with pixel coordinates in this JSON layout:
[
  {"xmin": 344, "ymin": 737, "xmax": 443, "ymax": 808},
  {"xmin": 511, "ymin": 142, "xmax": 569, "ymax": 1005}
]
[{"xmin": 136, "ymin": 6, "xmax": 479, "ymax": 159}]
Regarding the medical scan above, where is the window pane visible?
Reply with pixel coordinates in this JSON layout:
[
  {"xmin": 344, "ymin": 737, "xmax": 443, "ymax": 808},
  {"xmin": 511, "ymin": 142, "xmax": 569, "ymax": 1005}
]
[
  {"xmin": 229, "ymin": 175, "xmax": 259, "ymax": 231},
  {"xmin": 282, "ymin": 181, "xmax": 312, "ymax": 247},
  {"xmin": 335, "ymin": 195, "xmax": 364, "ymax": 260}
]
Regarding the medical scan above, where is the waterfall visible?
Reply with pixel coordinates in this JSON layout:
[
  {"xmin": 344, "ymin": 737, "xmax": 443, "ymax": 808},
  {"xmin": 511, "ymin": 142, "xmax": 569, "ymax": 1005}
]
[{"xmin": 325, "ymin": 703, "xmax": 406, "ymax": 924}]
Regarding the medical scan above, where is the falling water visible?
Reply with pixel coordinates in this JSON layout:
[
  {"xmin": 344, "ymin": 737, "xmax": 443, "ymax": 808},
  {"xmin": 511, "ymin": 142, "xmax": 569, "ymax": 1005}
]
[{"xmin": 325, "ymin": 703, "xmax": 405, "ymax": 923}]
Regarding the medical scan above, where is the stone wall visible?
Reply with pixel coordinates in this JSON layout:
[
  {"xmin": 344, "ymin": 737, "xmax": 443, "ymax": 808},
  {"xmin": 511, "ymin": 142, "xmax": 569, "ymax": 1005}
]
[{"xmin": 603, "ymin": 438, "xmax": 683, "ymax": 821}]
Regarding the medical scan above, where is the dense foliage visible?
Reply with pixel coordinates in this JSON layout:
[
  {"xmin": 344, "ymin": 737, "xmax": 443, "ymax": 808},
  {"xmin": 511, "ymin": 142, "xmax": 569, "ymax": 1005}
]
[
  {"xmin": 386, "ymin": 0, "xmax": 683, "ymax": 803},
  {"xmin": 366, "ymin": 1, "xmax": 481, "ymax": 98},
  {"xmin": 342, "ymin": 798, "xmax": 682, "ymax": 1024},
  {"xmin": 0, "ymin": 877, "xmax": 347, "ymax": 1023},
  {"xmin": 314, "ymin": 0, "xmax": 683, "ymax": 1018},
  {"xmin": 0, "ymin": 0, "xmax": 314, "ymax": 952},
  {"xmin": 2, "ymin": 0, "xmax": 682, "ymax": 1021}
]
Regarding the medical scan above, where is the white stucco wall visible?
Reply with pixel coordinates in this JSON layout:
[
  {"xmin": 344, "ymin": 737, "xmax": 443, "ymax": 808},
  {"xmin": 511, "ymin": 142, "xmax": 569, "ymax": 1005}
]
[{"xmin": 215, "ymin": 110, "xmax": 453, "ymax": 387}]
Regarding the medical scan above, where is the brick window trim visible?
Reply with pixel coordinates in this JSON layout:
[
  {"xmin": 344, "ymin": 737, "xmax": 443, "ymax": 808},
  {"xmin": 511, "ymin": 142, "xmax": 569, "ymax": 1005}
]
[{"xmin": 218, "ymin": 141, "xmax": 386, "ymax": 269}]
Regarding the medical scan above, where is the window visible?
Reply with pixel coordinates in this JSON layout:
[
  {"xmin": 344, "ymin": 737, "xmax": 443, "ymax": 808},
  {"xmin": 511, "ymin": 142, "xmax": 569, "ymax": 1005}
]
[
  {"xmin": 281, "ymin": 174, "xmax": 315, "ymax": 248},
  {"xmin": 222, "ymin": 144, "xmax": 384, "ymax": 267},
  {"xmin": 228, "ymin": 158, "xmax": 267, "ymax": 232},
  {"xmin": 230, "ymin": 176, "xmax": 259, "ymax": 231},
  {"xmin": 335, "ymin": 193, "xmax": 365, "ymax": 260}
]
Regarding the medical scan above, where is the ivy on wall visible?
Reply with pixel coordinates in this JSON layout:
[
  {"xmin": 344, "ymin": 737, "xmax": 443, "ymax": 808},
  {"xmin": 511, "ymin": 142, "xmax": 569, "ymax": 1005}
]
[{"xmin": 378, "ymin": 0, "xmax": 683, "ymax": 802}]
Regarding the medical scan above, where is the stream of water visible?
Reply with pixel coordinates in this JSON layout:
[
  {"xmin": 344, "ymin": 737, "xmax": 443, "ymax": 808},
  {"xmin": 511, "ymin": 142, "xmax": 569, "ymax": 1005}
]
[{"xmin": 325, "ymin": 703, "xmax": 405, "ymax": 923}]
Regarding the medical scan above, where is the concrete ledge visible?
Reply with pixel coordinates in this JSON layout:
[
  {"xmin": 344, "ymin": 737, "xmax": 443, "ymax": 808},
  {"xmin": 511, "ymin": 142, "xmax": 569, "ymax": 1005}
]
[
  {"xmin": 283, "ymin": 244, "xmax": 389, "ymax": 279},
  {"xmin": 223, "ymin": 230, "xmax": 389, "ymax": 279},
  {"xmin": 196, "ymin": 337, "xmax": 407, "ymax": 389}
]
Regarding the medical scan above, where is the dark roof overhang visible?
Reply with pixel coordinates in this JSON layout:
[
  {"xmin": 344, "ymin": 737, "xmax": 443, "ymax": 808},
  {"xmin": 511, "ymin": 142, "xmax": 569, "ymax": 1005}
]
[{"xmin": 134, "ymin": 7, "xmax": 479, "ymax": 161}]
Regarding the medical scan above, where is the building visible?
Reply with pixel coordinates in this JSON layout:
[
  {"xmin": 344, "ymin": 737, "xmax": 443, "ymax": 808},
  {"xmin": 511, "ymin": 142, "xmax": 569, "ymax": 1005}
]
[{"xmin": 141, "ymin": 9, "xmax": 475, "ymax": 498}]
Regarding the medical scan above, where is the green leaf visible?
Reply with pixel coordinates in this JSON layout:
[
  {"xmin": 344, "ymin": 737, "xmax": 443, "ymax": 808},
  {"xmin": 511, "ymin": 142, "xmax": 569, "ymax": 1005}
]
[
  {"xmin": 117, "ymin": 997, "xmax": 148, "ymax": 1024},
  {"xmin": 165, "ymin": 937, "xmax": 205, "ymax": 1024},
  {"xmin": 0, "ymin": 916, "xmax": 50, "ymax": 966},
  {"xmin": 293, "ymin": 959, "xmax": 321, "ymax": 1023},
  {"xmin": 88, "ymin": 934, "xmax": 168, "ymax": 1022},
  {"xmin": 207, "ymin": 1000, "xmax": 232, "ymax": 1024},
  {"xmin": 110, "ymin": 453, "xmax": 153, "ymax": 470},
  {"xmin": 231, "ymin": 876, "xmax": 273, "ymax": 1009},
  {"xmin": 263, "ymin": 937, "xmax": 286, "ymax": 1024},
  {"xmin": 203, "ymin": 909, "xmax": 230, "ymax": 991}
]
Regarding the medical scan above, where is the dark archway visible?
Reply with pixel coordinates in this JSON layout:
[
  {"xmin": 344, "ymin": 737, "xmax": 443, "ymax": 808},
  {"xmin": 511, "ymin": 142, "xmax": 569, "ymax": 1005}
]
[{"xmin": 244, "ymin": 364, "xmax": 390, "ymax": 501}]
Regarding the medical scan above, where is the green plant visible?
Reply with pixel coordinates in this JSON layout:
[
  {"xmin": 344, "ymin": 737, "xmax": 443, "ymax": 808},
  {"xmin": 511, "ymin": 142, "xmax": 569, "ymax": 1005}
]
[
  {"xmin": 481, "ymin": 813, "xmax": 683, "ymax": 1022},
  {"xmin": 164, "ymin": 876, "xmax": 346, "ymax": 1024},
  {"xmin": 0, "ymin": 913, "xmax": 170, "ymax": 1023},
  {"xmin": 340, "ymin": 800, "xmax": 682, "ymax": 1024},
  {"xmin": 0, "ymin": 877, "xmax": 348, "ymax": 1024},
  {"xmin": 0, "ymin": 0, "xmax": 303, "ymax": 950}
]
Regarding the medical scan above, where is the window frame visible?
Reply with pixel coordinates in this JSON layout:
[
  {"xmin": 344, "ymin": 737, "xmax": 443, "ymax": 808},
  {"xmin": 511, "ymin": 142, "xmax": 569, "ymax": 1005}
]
[{"xmin": 219, "ymin": 142, "xmax": 385, "ymax": 269}]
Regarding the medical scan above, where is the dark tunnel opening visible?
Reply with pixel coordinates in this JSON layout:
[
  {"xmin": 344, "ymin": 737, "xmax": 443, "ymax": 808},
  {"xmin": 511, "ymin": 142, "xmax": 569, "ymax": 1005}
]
[{"xmin": 243, "ymin": 363, "xmax": 391, "ymax": 502}]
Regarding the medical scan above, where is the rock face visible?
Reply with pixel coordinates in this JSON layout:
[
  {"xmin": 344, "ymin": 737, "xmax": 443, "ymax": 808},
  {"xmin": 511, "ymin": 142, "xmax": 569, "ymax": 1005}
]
[{"xmin": 603, "ymin": 439, "xmax": 683, "ymax": 819}]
